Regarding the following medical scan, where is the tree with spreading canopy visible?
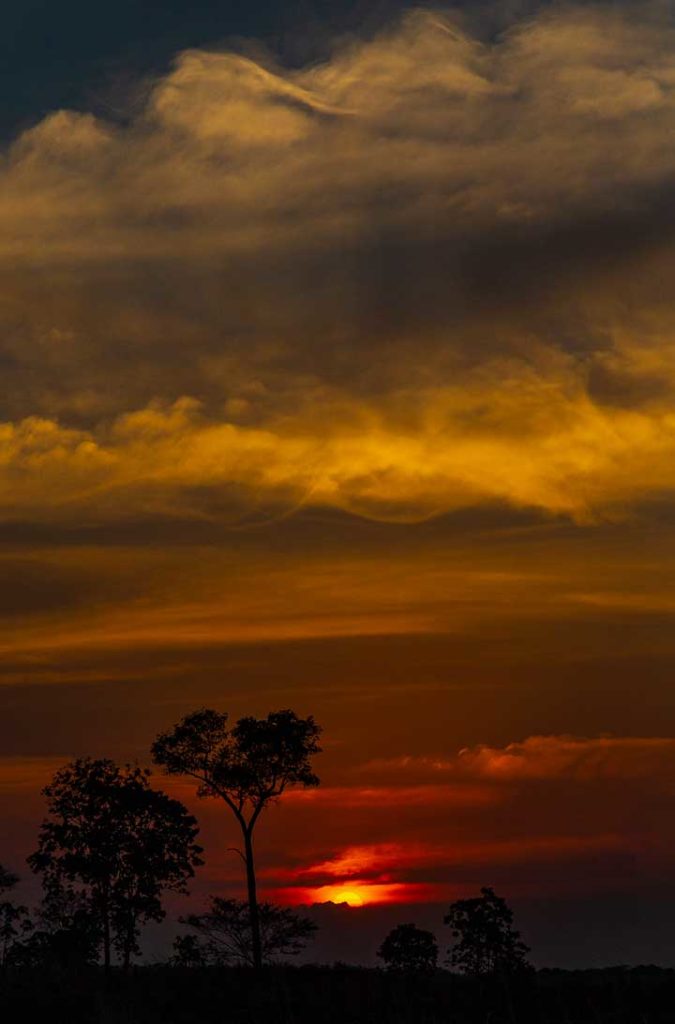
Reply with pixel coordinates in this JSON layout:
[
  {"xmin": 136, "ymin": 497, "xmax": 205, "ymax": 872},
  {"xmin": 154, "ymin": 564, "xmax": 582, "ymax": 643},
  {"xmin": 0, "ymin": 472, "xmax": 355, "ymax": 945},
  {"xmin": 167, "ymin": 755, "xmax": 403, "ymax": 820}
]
[
  {"xmin": 28, "ymin": 758, "xmax": 203, "ymax": 971},
  {"xmin": 377, "ymin": 922, "xmax": 438, "ymax": 973},
  {"xmin": 174, "ymin": 897, "xmax": 317, "ymax": 967},
  {"xmin": 151, "ymin": 708, "xmax": 322, "ymax": 971},
  {"xmin": 444, "ymin": 887, "xmax": 531, "ymax": 976}
]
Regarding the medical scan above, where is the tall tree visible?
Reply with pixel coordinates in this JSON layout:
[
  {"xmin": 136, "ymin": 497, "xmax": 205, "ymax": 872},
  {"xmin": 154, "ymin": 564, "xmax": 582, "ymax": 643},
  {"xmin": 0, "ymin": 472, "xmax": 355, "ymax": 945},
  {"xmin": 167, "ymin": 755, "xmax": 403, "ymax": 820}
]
[
  {"xmin": 175, "ymin": 897, "xmax": 317, "ymax": 967},
  {"xmin": 152, "ymin": 708, "xmax": 322, "ymax": 970},
  {"xmin": 444, "ymin": 887, "xmax": 531, "ymax": 976},
  {"xmin": 28, "ymin": 758, "xmax": 203, "ymax": 971}
]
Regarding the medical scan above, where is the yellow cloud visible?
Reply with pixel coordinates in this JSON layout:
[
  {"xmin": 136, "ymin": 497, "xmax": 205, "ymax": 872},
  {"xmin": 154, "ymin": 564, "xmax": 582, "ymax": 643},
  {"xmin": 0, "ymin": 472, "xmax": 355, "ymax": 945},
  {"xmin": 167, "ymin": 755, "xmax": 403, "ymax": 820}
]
[
  {"xmin": 4, "ymin": 364, "xmax": 675, "ymax": 523},
  {"xmin": 3, "ymin": 5, "xmax": 675, "ymax": 527}
]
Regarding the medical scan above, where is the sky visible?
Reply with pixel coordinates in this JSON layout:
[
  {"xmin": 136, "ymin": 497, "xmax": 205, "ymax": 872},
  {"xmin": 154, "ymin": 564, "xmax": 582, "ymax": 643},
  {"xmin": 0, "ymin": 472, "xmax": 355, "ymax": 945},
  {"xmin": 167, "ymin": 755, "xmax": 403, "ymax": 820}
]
[{"xmin": 3, "ymin": 0, "xmax": 675, "ymax": 967}]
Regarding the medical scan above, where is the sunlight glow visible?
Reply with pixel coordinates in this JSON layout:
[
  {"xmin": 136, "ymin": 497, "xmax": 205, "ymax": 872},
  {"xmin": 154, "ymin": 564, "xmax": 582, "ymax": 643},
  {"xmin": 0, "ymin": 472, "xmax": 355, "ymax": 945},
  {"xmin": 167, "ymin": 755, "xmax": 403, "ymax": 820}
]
[{"xmin": 278, "ymin": 881, "xmax": 422, "ymax": 906}]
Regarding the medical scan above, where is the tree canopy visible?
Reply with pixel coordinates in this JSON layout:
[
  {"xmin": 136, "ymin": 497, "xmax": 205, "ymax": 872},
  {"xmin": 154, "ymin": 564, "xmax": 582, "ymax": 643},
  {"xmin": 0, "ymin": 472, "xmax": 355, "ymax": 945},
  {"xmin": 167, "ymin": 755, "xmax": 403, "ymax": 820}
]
[
  {"xmin": 151, "ymin": 708, "xmax": 322, "ymax": 814},
  {"xmin": 377, "ymin": 922, "xmax": 439, "ymax": 973},
  {"xmin": 28, "ymin": 758, "xmax": 202, "ymax": 970},
  {"xmin": 444, "ymin": 887, "xmax": 531, "ymax": 976}
]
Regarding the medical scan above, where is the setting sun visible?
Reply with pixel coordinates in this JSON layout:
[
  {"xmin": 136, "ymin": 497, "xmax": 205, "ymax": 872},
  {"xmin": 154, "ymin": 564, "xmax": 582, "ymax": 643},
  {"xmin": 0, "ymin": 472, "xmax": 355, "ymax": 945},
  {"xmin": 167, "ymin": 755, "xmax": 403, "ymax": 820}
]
[
  {"xmin": 331, "ymin": 890, "xmax": 365, "ymax": 907},
  {"xmin": 276, "ymin": 881, "xmax": 426, "ymax": 907}
]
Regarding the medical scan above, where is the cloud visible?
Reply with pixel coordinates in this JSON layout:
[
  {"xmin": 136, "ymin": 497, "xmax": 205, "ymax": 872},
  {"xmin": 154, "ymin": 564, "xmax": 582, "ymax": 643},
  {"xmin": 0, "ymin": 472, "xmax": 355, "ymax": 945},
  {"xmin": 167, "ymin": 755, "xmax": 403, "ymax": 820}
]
[
  {"xmin": 5, "ymin": 6, "xmax": 675, "ymax": 258},
  {"xmin": 281, "ymin": 834, "xmax": 625, "ymax": 883},
  {"xmin": 260, "ymin": 733, "xmax": 675, "ymax": 904},
  {"xmin": 456, "ymin": 734, "xmax": 675, "ymax": 781},
  {"xmin": 3, "ymin": 5, "xmax": 675, "ymax": 527},
  {"xmin": 284, "ymin": 783, "xmax": 497, "ymax": 808},
  {"xmin": 5, "ymin": 375, "xmax": 675, "ymax": 525},
  {"xmin": 366, "ymin": 735, "xmax": 675, "ymax": 784}
]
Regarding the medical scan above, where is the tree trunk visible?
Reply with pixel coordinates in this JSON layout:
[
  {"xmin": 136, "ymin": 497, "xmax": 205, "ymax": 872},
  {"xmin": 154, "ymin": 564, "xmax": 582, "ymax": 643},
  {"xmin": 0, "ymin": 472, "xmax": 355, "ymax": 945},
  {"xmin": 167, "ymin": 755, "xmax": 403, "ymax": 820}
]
[
  {"xmin": 102, "ymin": 901, "xmax": 111, "ymax": 975},
  {"xmin": 243, "ymin": 827, "xmax": 263, "ymax": 971},
  {"xmin": 123, "ymin": 916, "xmax": 134, "ymax": 973}
]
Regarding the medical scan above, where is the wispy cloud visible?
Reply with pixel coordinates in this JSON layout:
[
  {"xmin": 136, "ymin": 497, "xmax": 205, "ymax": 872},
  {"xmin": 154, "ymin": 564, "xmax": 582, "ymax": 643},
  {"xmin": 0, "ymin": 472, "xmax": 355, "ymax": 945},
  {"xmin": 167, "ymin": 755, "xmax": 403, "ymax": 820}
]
[{"xmin": 3, "ymin": 5, "xmax": 675, "ymax": 525}]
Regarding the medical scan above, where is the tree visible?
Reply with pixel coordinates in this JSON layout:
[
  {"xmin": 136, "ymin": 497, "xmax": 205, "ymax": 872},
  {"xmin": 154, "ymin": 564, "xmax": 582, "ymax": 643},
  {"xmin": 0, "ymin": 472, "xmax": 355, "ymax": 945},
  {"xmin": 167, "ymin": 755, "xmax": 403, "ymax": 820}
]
[
  {"xmin": 152, "ymin": 707, "xmax": 321, "ymax": 971},
  {"xmin": 170, "ymin": 932, "xmax": 209, "ymax": 968},
  {"xmin": 6, "ymin": 905, "xmax": 99, "ymax": 971},
  {"xmin": 444, "ymin": 887, "xmax": 531, "ymax": 975},
  {"xmin": 175, "ymin": 897, "xmax": 317, "ymax": 966},
  {"xmin": 377, "ymin": 922, "xmax": 438, "ymax": 973},
  {"xmin": 0, "ymin": 866, "xmax": 31, "ymax": 970},
  {"xmin": 10, "ymin": 883, "xmax": 103, "ymax": 969},
  {"xmin": 28, "ymin": 758, "xmax": 203, "ymax": 971},
  {"xmin": 0, "ymin": 866, "xmax": 18, "ymax": 894}
]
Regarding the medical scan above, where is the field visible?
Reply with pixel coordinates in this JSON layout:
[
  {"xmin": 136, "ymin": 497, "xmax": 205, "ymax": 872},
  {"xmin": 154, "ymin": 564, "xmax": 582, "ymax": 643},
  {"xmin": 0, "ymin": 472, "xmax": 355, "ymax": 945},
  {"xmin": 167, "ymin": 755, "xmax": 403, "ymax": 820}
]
[{"xmin": 3, "ymin": 965, "xmax": 675, "ymax": 1024}]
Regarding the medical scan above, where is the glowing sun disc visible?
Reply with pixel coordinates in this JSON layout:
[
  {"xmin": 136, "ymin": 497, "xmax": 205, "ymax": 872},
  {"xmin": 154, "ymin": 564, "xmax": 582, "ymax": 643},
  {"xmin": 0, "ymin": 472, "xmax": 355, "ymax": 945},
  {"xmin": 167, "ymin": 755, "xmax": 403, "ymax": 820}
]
[{"xmin": 332, "ymin": 889, "xmax": 364, "ymax": 906}]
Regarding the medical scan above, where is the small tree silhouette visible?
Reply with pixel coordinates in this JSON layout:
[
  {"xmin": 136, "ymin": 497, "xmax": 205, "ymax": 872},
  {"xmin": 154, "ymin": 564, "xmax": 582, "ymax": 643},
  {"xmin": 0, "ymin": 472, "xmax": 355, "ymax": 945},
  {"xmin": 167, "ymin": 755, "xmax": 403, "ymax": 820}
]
[
  {"xmin": 444, "ymin": 887, "xmax": 531, "ymax": 975},
  {"xmin": 0, "ymin": 867, "xmax": 18, "ymax": 894},
  {"xmin": 28, "ymin": 758, "xmax": 203, "ymax": 971},
  {"xmin": 7, "ymin": 896, "xmax": 100, "ymax": 970},
  {"xmin": 152, "ymin": 708, "xmax": 321, "ymax": 971},
  {"xmin": 24, "ymin": 886, "xmax": 100, "ymax": 968},
  {"xmin": 0, "ymin": 866, "xmax": 31, "ymax": 970},
  {"xmin": 176, "ymin": 897, "xmax": 317, "ymax": 966},
  {"xmin": 171, "ymin": 933, "xmax": 209, "ymax": 968},
  {"xmin": 377, "ymin": 922, "xmax": 438, "ymax": 973}
]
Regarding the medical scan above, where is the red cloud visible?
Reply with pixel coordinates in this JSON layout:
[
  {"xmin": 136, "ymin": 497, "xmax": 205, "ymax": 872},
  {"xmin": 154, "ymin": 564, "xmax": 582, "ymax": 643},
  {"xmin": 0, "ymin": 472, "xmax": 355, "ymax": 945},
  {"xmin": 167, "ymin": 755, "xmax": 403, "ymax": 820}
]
[
  {"xmin": 360, "ymin": 735, "xmax": 675, "ymax": 783},
  {"xmin": 284, "ymin": 783, "xmax": 497, "ymax": 807},
  {"xmin": 455, "ymin": 735, "xmax": 675, "ymax": 781}
]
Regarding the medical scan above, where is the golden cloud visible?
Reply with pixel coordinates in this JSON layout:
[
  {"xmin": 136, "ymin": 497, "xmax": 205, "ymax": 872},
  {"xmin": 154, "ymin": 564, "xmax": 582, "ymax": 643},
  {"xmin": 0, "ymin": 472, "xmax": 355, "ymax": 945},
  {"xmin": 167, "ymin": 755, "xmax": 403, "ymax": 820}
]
[
  {"xmin": 3, "ymin": 377, "xmax": 675, "ymax": 522},
  {"xmin": 3, "ymin": 4, "xmax": 675, "ymax": 527}
]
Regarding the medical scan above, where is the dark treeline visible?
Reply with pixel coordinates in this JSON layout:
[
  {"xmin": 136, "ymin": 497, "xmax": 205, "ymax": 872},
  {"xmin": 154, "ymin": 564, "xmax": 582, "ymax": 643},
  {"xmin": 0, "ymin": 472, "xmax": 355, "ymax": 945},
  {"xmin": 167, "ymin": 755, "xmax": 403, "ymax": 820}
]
[
  {"xmin": 3, "ymin": 965, "xmax": 675, "ymax": 1024},
  {"xmin": 1, "ymin": 707, "xmax": 669, "ymax": 1021}
]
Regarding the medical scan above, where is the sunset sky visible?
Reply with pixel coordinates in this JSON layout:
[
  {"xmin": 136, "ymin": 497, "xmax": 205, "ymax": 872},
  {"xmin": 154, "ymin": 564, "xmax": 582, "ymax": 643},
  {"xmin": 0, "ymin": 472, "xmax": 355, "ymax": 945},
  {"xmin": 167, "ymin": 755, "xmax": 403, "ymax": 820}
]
[{"xmin": 4, "ymin": 0, "xmax": 675, "ymax": 967}]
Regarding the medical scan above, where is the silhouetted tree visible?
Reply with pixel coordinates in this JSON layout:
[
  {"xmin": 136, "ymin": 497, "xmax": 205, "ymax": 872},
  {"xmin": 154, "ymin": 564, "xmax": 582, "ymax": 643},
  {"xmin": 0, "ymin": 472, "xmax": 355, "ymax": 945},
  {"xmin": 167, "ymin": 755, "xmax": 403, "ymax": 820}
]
[
  {"xmin": 377, "ymin": 922, "xmax": 438, "ymax": 973},
  {"xmin": 28, "ymin": 758, "xmax": 202, "ymax": 971},
  {"xmin": 170, "ymin": 932, "xmax": 209, "ymax": 968},
  {"xmin": 152, "ymin": 708, "xmax": 321, "ymax": 970},
  {"xmin": 7, "ymin": 914, "xmax": 99, "ymax": 971},
  {"xmin": 176, "ymin": 897, "xmax": 317, "ymax": 966},
  {"xmin": 0, "ymin": 866, "xmax": 18, "ymax": 894},
  {"xmin": 11, "ymin": 883, "xmax": 103, "ymax": 969},
  {"xmin": 0, "ymin": 865, "xmax": 31, "ymax": 969},
  {"xmin": 444, "ymin": 887, "xmax": 531, "ymax": 975}
]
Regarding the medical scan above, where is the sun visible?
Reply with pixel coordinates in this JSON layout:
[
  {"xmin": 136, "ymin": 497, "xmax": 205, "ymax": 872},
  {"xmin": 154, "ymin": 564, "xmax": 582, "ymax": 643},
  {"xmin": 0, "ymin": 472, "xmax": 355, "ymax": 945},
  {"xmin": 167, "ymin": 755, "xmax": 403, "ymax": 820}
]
[
  {"xmin": 332, "ymin": 889, "xmax": 365, "ymax": 907},
  {"xmin": 276, "ymin": 880, "xmax": 418, "ymax": 907}
]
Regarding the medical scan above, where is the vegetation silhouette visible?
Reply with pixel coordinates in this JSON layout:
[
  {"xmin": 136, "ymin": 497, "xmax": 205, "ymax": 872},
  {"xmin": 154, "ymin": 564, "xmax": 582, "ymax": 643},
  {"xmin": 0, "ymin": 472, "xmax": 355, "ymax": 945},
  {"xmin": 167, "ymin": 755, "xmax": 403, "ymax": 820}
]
[
  {"xmin": 174, "ymin": 897, "xmax": 317, "ymax": 966},
  {"xmin": 1, "ymin": 710, "xmax": 667, "ymax": 1023},
  {"xmin": 3, "ymin": 883, "xmax": 101, "ymax": 970},
  {"xmin": 444, "ymin": 886, "xmax": 532, "ymax": 975},
  {"xmin": 2, "ymin": 961, "xmax": 674, "ymax": 1023},
  {"xmin": 0, "ymin": 866, "xmax": 30, "ymax": 971},
  {"xmin": 152, "ymin": 707, "xmax": 321, "ymax": 971},
  {"xmin": 27, "ymin": 758, "xmax": 202, "ymax": 971},
  {"xmin": 377, "ymin": 922, "xmax": 439, "ymax": 973}
]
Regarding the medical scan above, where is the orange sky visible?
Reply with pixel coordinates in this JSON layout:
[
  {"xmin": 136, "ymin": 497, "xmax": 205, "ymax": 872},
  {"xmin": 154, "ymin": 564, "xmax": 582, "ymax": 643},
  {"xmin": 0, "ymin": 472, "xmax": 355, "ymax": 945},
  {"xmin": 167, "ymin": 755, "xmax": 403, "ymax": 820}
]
[{"xmin": 3, "ymin": 1, "xmax": 675, "ymax": 966}]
